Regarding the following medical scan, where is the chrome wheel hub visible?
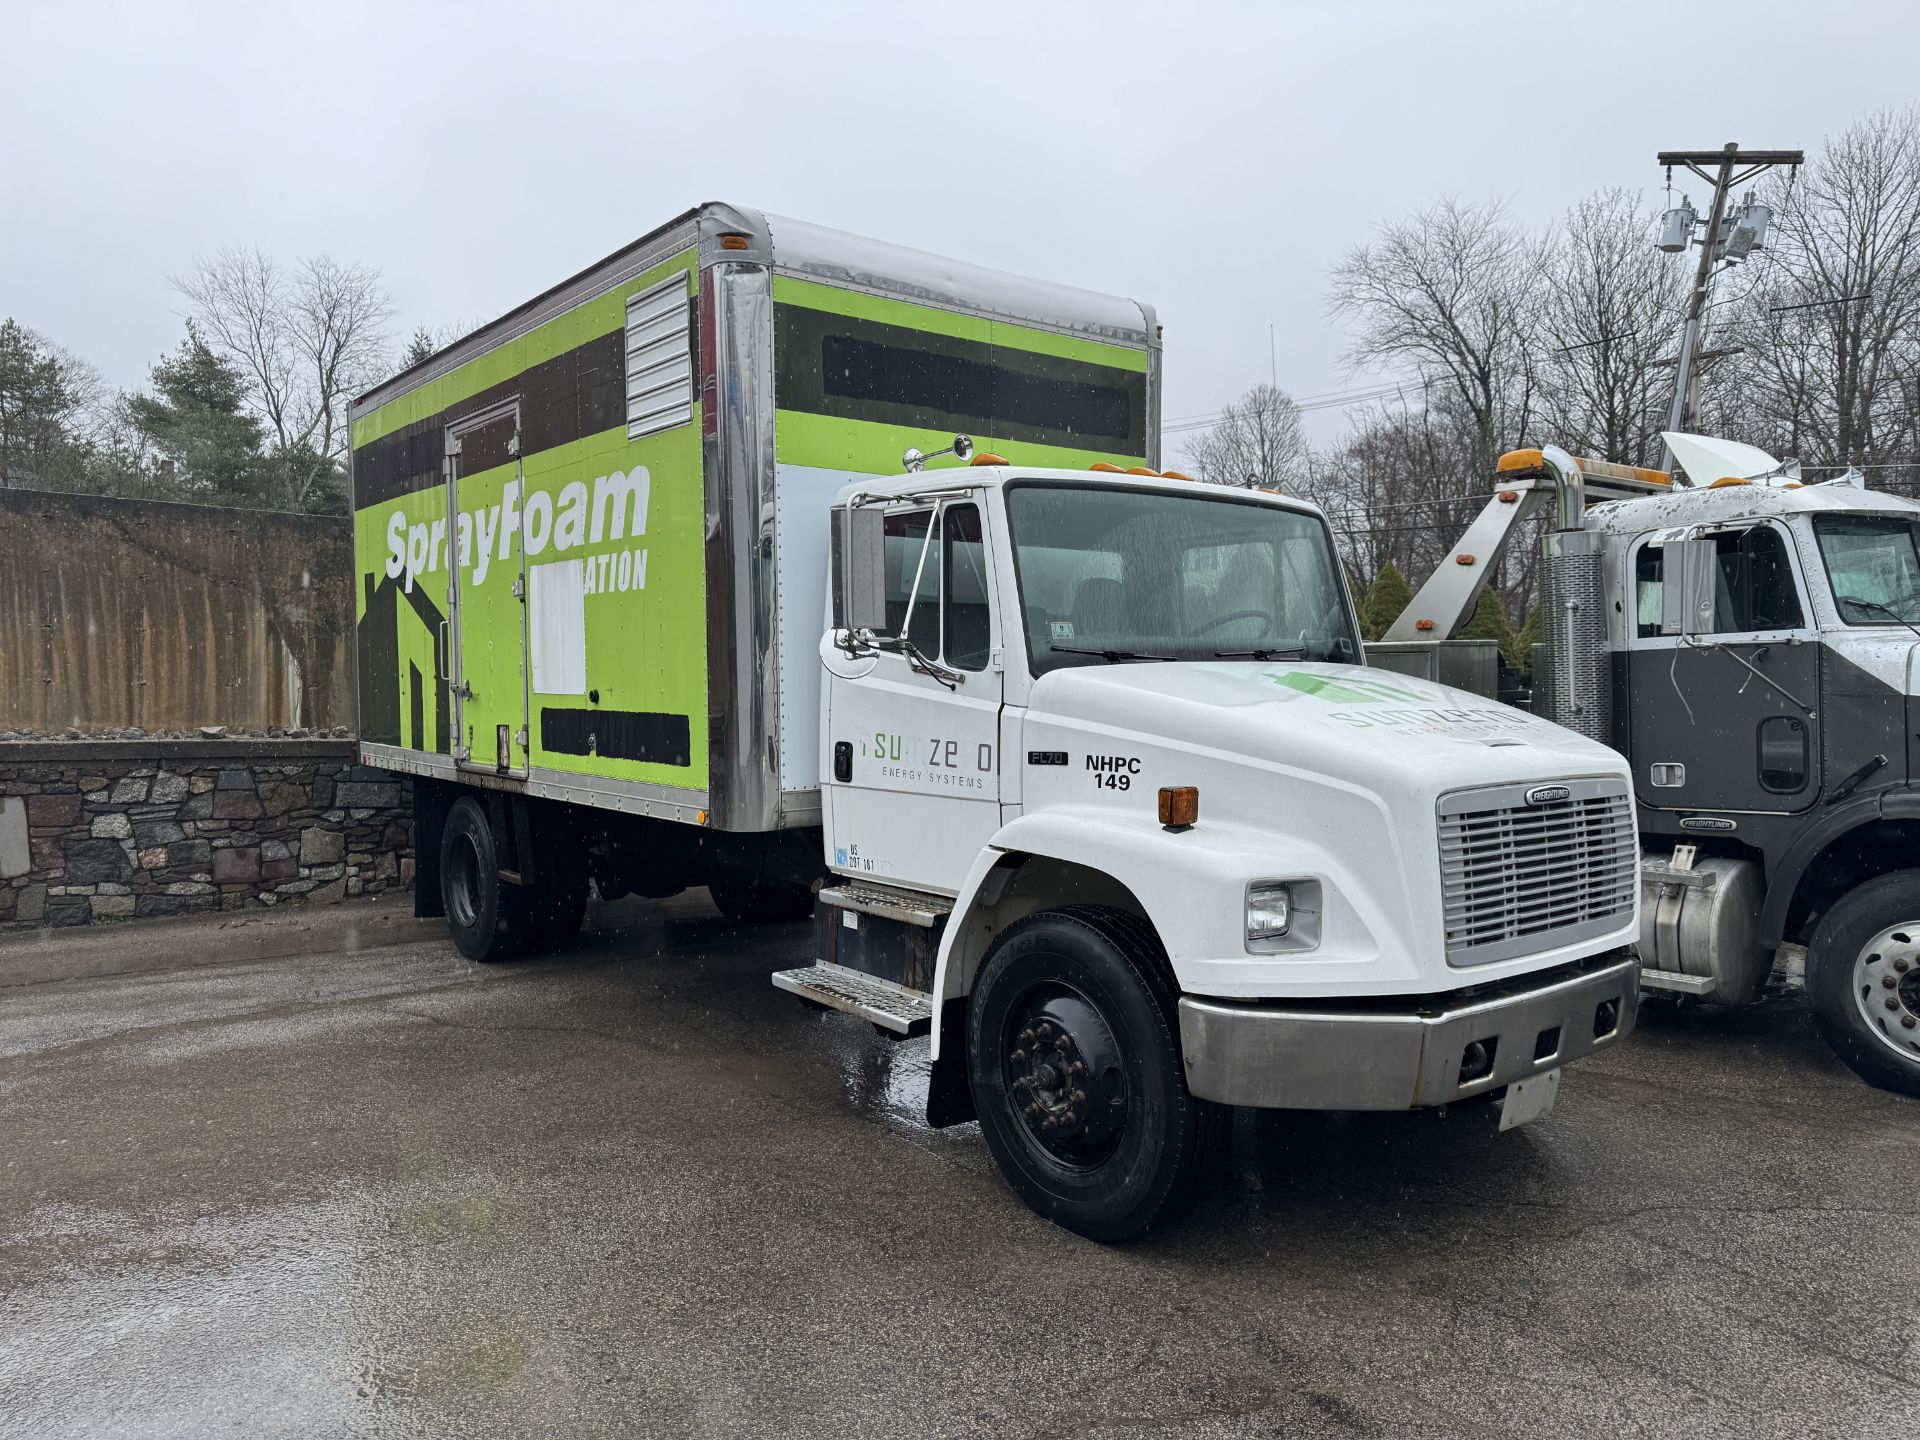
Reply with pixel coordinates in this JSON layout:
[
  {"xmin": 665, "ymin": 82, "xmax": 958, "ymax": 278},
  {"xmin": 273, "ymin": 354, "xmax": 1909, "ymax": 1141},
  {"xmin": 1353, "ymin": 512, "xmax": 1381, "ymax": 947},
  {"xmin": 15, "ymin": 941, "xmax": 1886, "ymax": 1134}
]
[{"xmin": 1852, "ymin": 922, "xmax": 1920, "ymax": 1061}]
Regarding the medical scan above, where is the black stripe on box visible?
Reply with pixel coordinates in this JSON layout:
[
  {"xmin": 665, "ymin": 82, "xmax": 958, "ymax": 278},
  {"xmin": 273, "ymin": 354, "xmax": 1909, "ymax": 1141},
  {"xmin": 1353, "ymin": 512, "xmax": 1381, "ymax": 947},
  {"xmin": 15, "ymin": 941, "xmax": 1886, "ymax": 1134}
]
[{"xmin": 539, "ymin": 708, "xmax": 691, "ymax": 767}]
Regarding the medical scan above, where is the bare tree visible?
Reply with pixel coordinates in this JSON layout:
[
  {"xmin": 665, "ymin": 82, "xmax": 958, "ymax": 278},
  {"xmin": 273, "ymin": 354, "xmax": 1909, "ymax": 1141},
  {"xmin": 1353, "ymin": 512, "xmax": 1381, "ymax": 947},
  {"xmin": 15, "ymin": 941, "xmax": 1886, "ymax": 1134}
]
[
  {"xmin": 1184, "ymin": 383, "xmax": 1308, "ymax": 489},
  {"xmin": 1328, "ymin": 198, "xmax": 1545, "ymax": 482},
  {"xmin": 1722, "ymin": 107, "xmax": 1920, "ymax": 477},
  {"xmin": 175, "ymin": 247, "xmax": 393, "ymax": 511},
  {"xmin": 1308, "ymin": 401, "xmax": 1525, "ymax": 606},
  {"xmin": 1538, "ymin": 190, "xmax": 1685, "ymax": 465}
]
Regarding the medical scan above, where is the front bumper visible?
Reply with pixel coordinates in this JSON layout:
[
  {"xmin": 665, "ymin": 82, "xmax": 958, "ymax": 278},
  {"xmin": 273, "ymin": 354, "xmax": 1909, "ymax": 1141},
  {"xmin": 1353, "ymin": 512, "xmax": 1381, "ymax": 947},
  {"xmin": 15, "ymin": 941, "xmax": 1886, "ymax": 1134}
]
[{"xmin": 1177, "ymin": 956, "xmax": 1638, "ymax": 1110}]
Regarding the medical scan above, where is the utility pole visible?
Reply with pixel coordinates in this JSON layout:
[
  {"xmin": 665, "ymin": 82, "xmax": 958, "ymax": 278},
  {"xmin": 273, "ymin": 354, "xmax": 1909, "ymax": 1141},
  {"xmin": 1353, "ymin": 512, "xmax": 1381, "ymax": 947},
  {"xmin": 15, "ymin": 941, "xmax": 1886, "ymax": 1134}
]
[{"xmin": 1655, "ymin": 142, "xmax": 1802, "ymax": 473}]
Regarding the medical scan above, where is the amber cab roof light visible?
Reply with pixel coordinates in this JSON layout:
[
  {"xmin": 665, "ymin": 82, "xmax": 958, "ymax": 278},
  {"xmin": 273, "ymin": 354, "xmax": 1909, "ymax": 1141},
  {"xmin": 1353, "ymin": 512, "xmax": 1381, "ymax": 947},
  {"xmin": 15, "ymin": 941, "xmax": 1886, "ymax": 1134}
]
[{"xmin": 969, "ymin": 452, "xmax": 1009, "ymax": 467}]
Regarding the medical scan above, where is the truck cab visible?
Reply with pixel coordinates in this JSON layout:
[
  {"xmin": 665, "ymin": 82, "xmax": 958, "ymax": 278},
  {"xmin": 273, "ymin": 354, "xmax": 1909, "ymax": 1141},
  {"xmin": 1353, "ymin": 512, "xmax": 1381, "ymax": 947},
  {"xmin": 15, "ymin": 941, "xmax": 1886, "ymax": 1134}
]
[
  {"xmin": 1385, "ymin": 436, "xmax": 1920, "ymax": 1100},
  {"xmin": 776, "ymin": 457, "xmax": 1641, "ymax": 1240}
]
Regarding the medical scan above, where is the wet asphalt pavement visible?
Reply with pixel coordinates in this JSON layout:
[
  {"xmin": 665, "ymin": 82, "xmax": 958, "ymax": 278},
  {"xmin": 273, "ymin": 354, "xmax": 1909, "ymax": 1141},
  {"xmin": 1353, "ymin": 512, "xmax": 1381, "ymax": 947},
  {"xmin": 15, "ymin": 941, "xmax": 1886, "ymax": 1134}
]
[{"xmin": 2, "ymin": 896, "xmax": 1917, "ymax": 1439}]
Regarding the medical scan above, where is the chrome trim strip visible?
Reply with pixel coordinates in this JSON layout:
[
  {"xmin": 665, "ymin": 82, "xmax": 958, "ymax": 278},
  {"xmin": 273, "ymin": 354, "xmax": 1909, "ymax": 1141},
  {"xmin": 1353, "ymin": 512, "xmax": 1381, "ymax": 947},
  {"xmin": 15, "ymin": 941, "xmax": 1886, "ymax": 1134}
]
[
  {"xmin": 703, "ymin": 258, "xmax": 780, "ymax": 833},
  {"xmin": 359, "ymin": 742, "xmax": 712, "ymax": 826}
]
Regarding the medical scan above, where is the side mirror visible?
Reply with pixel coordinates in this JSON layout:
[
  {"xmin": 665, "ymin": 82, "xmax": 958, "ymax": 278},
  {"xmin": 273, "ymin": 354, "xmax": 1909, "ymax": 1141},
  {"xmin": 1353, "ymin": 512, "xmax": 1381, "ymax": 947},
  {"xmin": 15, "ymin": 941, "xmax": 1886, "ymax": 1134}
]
[
  {"xmin": 832, "ymin": 504, "xmax": 888, "ymax": 633},
  {"xmin": 1661, "ymin": 535, "xmax": 1719, "ymax": 636}
]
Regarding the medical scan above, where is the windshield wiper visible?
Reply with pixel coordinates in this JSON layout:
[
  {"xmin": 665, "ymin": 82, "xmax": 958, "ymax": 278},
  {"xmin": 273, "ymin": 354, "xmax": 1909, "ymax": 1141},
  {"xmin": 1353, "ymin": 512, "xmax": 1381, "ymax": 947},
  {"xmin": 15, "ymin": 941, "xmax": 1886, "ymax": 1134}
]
[
  {"xmin": 1213, "ymin": 645, "xmax": 1307, "ymax": 660},
  {"xmin": 1049, "ymin": 644, "xmax": 1175, "ymax": 663},
  {"xmin": 1836, "ymin": 594, "xmax": 1920, "ymax": 639}
]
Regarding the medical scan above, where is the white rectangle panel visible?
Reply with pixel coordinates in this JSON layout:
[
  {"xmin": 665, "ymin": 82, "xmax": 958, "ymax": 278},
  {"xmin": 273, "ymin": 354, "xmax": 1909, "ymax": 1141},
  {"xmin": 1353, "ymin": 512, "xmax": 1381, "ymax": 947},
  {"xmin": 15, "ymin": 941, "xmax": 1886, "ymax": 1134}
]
[{"xmin": 529, "ymin": 558, "xmax": 587, "ymax": 695}]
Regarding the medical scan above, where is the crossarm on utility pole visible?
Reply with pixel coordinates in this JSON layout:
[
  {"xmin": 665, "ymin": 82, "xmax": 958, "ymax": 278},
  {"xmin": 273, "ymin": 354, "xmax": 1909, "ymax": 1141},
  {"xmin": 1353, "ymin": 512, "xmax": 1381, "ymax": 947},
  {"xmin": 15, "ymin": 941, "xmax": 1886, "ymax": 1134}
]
[{"xmin": 1381, "ymin": 479, "xmax": 1551, "ymax": 641}]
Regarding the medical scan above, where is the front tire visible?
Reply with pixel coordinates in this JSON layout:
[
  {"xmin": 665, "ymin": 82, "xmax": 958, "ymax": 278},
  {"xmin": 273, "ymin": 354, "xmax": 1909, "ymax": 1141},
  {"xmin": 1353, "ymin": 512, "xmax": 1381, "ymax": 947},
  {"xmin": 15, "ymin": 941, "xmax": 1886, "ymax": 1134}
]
[
  {"xmin": 965, "ymin": 906, "xmax": 1227, "ymax": 1242},
  {"xmin": 1806, "ymin": 870, "xmax": 1920, "ymax": 1099},
  {"xmin": 439, "ymin": 797, "xmax": 527, "ymax": 963}
]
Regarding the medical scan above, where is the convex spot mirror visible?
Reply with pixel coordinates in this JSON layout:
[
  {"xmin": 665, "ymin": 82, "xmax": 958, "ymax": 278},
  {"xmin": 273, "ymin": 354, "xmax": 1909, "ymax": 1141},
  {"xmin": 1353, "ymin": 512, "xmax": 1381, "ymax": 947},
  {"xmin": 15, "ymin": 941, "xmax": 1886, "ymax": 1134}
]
[
  {"xmin": 1661, "ymin": 534, "xmax": 1720, "ymax": 636},
  {"xmin": 832, "ymin": 504, "xmax": 888, "ymax": 633}
]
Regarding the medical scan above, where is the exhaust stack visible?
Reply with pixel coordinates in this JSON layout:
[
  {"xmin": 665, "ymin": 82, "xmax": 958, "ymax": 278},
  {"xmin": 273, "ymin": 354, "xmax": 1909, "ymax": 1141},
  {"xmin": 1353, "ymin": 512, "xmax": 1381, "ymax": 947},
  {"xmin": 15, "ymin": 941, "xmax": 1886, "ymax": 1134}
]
[{"xmin": 1535, "ymin": 445, "xmax": 1609, "ymax": 746}]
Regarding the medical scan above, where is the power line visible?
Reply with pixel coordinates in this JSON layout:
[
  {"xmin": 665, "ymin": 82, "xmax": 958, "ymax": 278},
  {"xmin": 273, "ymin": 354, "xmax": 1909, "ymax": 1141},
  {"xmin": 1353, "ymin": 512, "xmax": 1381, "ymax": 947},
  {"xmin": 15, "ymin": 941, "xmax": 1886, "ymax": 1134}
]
[{"xmin": 1165, "ymin": 377, "xmax": 1438, "ymax": 435}]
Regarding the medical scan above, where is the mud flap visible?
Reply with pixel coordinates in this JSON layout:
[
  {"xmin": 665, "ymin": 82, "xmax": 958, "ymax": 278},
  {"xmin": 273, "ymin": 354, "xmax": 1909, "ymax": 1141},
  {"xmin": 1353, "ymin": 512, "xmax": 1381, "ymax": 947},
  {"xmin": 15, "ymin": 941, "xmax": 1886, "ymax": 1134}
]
[{"xmin": 926, "ymin": 996, "xmax": 976, "ymax": 1129}]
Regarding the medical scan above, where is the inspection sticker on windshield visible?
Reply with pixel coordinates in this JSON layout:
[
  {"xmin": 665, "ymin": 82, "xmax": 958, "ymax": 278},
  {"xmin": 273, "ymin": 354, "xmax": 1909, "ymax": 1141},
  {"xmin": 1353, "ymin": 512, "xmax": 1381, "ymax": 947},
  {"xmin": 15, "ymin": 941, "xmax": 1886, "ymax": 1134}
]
[
  {"xmin": 1049, "ymin": 620, "xmax": 1074, "ymax": 640},
  {"xmin": 1499, "ymin": 1067, "xmax": 1560, "ymax": 1131}
]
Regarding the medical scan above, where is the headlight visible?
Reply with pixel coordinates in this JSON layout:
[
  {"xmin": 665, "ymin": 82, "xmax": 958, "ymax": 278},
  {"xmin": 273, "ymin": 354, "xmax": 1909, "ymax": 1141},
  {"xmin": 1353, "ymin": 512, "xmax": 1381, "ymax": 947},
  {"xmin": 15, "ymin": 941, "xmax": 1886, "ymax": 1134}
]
[{"xmin": 1246, "ymin": 882, "xmax": 1293, "ymax": 943}]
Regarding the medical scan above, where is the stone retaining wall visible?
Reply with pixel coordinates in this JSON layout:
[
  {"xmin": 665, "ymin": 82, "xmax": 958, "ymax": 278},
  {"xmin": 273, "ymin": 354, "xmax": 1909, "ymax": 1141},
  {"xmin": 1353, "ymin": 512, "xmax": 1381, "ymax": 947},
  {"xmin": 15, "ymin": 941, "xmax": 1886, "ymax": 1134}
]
[{"xmin": 0, "ymin": 741, "xmax": 411, "ymax": 929}]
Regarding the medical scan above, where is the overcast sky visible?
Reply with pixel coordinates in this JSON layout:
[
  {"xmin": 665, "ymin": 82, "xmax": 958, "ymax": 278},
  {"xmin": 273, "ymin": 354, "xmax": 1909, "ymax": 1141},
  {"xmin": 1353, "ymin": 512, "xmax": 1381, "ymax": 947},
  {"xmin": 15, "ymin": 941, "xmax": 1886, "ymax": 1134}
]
[{"xmin": 8, "ymin": 0, "xmax": 1918, "ymax": 456}]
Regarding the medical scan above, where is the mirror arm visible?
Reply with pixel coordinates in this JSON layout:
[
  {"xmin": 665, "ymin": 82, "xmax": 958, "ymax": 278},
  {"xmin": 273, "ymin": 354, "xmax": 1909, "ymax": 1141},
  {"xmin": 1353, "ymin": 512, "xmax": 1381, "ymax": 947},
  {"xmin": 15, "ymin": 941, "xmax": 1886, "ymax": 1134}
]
[{"xmin": 1682, "ymin": 635, "xmax": 1815, "ymax": 715}]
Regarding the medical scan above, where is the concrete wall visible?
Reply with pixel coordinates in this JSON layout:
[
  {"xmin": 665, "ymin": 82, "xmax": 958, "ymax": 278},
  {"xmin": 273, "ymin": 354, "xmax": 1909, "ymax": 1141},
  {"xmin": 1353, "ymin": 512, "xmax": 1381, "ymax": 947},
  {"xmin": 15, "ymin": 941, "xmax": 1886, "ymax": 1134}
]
[
  {"xmin": 0, "ymin": 740, "xmax": 412, "ymax": 930},
  {"xmin": 0, "ymin": 492, "xmax": 355, "ymax": 735}
]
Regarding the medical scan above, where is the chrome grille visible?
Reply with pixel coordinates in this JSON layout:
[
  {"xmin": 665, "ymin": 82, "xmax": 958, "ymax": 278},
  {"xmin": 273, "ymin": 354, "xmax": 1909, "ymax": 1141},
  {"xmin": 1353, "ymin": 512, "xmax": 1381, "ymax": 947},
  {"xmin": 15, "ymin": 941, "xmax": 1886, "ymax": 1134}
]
[{"xmin": 1439, "ymin": 777, "xmax": 1636, "ymax": 966}]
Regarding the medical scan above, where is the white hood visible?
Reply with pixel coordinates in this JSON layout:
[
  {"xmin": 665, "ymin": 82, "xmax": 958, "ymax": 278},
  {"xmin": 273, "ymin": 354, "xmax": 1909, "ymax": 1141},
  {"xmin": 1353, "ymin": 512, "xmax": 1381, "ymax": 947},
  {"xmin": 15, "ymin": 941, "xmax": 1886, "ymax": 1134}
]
[{"xmin": 1030, "ymin": 660, "xmax": 1614, "ymax": 798}]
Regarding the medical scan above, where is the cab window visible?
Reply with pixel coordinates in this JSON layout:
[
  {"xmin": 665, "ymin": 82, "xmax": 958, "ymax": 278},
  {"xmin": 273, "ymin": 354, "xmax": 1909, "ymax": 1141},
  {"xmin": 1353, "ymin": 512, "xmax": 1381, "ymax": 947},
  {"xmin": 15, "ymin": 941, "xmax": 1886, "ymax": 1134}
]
[
  {"xmin": 882, "ymin": 508, "xmax": 940, "ymax": 655},
  {"xmin": 1635, "ymin": 526, "xmax": 1804, "ymax": 637},
  {"xmin": 882, "ymin": 503, "xmax": 990, "ymax": 670}
]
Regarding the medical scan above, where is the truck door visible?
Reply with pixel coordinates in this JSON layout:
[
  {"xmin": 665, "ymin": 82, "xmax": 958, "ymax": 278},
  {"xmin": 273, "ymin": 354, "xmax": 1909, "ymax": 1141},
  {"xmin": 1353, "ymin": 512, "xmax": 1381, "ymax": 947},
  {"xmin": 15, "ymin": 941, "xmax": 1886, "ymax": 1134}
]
[
  {"xmin": 445, "ymin": 401, "xmax": 530, "ymax": 776},
  {"xmin": 826, "ymin": 499, "xmax": 1003, "ymax": 893},
  {"xmin": 1625, "ymin": 522, "xmax": 1821, "ymax": 814}
]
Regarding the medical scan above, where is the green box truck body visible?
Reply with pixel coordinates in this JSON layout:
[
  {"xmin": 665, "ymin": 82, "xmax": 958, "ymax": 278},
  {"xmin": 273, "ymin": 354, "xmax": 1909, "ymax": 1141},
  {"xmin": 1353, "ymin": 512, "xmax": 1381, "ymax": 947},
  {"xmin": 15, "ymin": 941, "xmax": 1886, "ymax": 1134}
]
[{"xmin": 350, "ymin": 204, "xmax": 1159, "ymax": 900}]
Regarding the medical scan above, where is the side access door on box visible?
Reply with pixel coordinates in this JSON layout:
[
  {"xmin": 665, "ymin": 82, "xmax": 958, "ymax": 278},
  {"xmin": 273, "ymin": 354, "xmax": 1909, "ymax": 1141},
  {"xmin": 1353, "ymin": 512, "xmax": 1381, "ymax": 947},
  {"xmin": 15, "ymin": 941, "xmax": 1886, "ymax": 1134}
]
[{"xmin": 445, "ymin": 401, "xmax": 531, "ymax": 777}]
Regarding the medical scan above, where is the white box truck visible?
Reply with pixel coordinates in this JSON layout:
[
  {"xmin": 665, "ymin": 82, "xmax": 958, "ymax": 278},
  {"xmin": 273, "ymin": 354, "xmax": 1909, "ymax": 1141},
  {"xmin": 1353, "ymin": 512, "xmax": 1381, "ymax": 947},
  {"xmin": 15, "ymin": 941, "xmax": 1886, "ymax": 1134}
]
[{"xmin": 350, "ymin": 205, "xmax": 1640, "ymax": 1239}]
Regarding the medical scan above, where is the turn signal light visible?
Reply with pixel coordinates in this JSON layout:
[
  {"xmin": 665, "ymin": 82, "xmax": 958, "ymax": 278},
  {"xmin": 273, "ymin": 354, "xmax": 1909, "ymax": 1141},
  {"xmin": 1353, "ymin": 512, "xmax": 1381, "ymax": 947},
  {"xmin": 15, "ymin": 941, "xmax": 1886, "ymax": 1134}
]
[
  {"xmin": 969, "ymin": 452, "xmax": 1009, "ymax": 466},
  {"xmin": 1158, "ymin": 786, "xmax": 1199, "ymax": 831},
  {"xmin": 1415, "ymin": 618, "xmax": 1435, "ymax": 632}
]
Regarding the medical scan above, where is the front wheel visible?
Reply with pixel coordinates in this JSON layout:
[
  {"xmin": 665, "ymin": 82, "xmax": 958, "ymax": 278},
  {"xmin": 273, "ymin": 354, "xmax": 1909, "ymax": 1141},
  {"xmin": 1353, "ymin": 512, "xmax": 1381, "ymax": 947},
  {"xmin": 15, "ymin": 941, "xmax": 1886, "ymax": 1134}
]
[
  {"xmin": 965, "ymin": 906, "xmax": 1227, "ymax": 1242},
  {"xmin": 1806, "ymin": 870, "xmax": 1920, "ymax": 1098}
]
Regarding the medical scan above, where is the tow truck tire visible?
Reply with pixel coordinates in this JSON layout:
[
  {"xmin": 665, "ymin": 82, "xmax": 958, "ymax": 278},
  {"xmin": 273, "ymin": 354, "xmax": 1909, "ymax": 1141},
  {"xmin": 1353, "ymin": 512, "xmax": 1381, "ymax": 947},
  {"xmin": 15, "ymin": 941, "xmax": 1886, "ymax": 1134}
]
[
  {"xmin": 439, "ymin": 797, "xmax": 527, "ymax": 963},
  {"xmin": 708, "ymin": 870, "xmax": 814, "ymax": 925},
  {"xmin": 1806, "ymin": 871, "xmax": 1920, "ymax": 1099},
  {"xmin": 966, "ymin": 905, "xmax": 1227, "ymax": 1243}
]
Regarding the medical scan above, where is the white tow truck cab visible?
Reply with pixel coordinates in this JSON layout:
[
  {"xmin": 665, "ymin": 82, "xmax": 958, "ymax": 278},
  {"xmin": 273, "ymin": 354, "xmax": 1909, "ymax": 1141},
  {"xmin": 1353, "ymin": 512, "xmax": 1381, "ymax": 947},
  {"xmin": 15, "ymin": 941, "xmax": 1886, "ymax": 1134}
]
[{"xmin": 776, "ymin": 455, "xmax": 1641, "ymax": 1239}]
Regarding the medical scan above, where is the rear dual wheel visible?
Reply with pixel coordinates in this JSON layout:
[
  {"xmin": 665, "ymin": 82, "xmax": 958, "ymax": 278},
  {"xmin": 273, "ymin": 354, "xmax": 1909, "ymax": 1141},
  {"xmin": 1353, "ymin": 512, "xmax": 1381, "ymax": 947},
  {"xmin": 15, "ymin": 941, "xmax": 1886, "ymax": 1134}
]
[
  {"xmin": 439, "ymin": 797, "xmax": 589, "ymax": 962},
  {"xmin": 966, "ymin": 906, "xmax": 1227, "ymax": 1243}
]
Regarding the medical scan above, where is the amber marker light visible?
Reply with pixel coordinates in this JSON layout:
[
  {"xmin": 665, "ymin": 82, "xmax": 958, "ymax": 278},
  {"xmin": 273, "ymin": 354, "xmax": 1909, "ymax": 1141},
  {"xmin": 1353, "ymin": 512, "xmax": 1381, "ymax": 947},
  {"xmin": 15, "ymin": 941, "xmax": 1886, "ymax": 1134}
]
[
  {"xmin": 1496, "ymin": 448, "xmax": 1546, "ymax": 474},
  {"xmin": 1159, "ymin": 786, "xmax": 1199, "ymax": 832}
]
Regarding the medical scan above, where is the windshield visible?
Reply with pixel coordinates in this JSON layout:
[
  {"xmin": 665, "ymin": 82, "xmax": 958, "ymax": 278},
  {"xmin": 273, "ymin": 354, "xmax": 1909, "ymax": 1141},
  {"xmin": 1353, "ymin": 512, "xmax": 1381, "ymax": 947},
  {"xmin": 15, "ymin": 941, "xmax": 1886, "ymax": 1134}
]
[
  {"xmin": 1813, "ymin": 515, "xmax": 1920, "ymax": 625},
  {"xmin": 1004, "ymin": 482, "xmax": 1359, "ymax": 675}
]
